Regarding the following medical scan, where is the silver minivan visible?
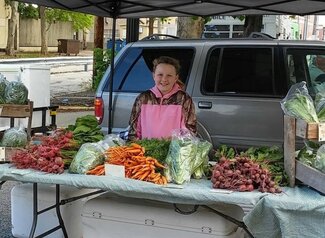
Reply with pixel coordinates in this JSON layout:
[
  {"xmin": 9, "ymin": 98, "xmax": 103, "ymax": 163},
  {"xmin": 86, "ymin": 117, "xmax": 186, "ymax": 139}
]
[{"xmin": 94, "ymin": 38, "xmax": 325, "ymax": 149}]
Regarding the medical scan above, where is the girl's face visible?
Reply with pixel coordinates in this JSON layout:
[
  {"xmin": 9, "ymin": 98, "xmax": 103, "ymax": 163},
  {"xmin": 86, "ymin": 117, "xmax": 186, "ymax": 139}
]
[{"xmin": 153, "ymin": 63, "xmax": 179, "ymax": 95}]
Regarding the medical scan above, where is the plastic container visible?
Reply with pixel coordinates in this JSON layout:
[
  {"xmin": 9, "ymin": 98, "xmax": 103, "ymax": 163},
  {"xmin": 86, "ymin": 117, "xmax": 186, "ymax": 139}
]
[
  {"xmin": 31, "ymin": 132, "xmax": 44, "ymax": 145},
  {"xmin": 82, "ymin": 193, "xmax": 245, "ymax": 238},
  {"xmin": 11, "ymin": 183, "xmax": 98, "ymax": 238}
]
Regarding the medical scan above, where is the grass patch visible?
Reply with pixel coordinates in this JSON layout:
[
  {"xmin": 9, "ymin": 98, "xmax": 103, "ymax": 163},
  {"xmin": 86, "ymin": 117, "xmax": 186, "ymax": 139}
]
[{"xmin": 0, "ymin": 52, "xmax": 60, "ymax": 59}]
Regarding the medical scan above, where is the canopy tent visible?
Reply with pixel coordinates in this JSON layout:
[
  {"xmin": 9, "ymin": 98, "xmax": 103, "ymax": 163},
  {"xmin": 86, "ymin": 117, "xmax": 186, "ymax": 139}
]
[
  {"xmin": 12, "ymin": 0, "xmax": 325, "ymax": 17},
  {"xmin": 14, "ymin": 0, "xmax": 325, "ymax": 133}
]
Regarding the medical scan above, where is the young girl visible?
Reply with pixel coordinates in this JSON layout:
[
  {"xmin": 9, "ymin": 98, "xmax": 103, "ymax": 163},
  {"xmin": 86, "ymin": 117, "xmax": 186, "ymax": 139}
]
[{"xmin": 128, "ymin": 56, "xmax": 197, "ymax": 140}]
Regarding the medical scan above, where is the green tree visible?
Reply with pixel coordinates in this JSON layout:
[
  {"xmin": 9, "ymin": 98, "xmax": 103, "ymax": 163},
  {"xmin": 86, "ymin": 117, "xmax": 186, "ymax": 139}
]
[
  {"xmin": 5, "ymin": 0, "xmax": 18, "ymax": 56},
  {"xmin": 17, "ymin": 4, "xmax": 94, "ymax": 54},
  {"xmin": 233, "ymin": 15, "xmax": 263, "ymax": 37},
  {"xmin": 177, "ymin": 16, "xmax": 211, "ymax": 38}
]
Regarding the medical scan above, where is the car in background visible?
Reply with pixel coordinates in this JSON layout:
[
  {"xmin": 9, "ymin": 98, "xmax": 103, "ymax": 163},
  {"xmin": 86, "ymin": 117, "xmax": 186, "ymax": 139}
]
[{"xmin": 94, "ymin": 36, "xmax": 325, "ymax": 150}]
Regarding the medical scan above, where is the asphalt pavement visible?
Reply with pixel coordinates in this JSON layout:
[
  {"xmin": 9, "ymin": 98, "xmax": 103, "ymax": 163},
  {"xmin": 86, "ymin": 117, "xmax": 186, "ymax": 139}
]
[{"xmin": 0, "ymin": 54, "xmax": 95, "ymax": 238}]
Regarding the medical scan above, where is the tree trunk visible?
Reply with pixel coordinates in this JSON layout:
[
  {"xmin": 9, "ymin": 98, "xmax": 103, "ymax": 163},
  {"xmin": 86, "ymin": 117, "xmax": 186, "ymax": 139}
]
[
  {"xmin": 82, "ymin": 30, "xmax": 87, "ymax": 50},
  {"xmin": 148, "ymin": 18, "xmax": 154, "ymax": 36},
  {"xmin": 39, "ymin": 6, "xmax": 48, "ymax": 55},
  {"xmin": 243, "ymin": 15, "xmax": 263, "ymax": 37},
  {"xmin": 93, "ymin": 16, "xmax": 104, "ymax": 87},
  {"xmin": 6, "ymin": 1, "xmax": 18, "ymax": 56},
  {"xmin": 177, "ymin": 17, "xmax": 204, "ymax": 39},
  {"xmin": 94, "ymin": 16, "xmax": 104, "ymax": 49}
]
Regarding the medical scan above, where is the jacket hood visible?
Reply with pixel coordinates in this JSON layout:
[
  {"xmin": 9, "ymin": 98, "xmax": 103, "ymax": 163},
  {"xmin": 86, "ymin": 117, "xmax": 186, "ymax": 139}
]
[{"xmin": 150, "ymin": 83, "xmax": 182, "ymax": 99}]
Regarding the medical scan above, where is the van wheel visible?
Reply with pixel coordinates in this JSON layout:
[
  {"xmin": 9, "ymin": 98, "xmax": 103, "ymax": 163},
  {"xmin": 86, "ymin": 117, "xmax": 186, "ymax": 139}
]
[
  {"xmin": 197, "ymin": 121, "xmax": 212, "ymax": 143},
  {"xmin": 197, "ymin": 121, "xmax": 215, "ymax": 159}
]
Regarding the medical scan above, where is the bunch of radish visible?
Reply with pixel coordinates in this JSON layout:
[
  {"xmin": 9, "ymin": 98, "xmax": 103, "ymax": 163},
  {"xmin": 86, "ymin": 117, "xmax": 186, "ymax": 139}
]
[
  {"xmin": 11, "ymin": 146, "xmax": 64, "ymax": 174},
  {"xmin": 10, "ymin": 129, "xmax": 77, "ymax": 174},
  {"xmin": 211, "ymin": 156, "xmax": 281, "ymax": 193},
  {"xmin": 41, "ymin": 129, "xmax": 77, "ymax": 149}
]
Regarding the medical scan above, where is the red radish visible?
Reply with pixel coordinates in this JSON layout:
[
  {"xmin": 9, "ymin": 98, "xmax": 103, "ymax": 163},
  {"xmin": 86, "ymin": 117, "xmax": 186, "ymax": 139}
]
[{"xmin": 211, "ymin": 155, "xmax": 281, "ymax": 193}]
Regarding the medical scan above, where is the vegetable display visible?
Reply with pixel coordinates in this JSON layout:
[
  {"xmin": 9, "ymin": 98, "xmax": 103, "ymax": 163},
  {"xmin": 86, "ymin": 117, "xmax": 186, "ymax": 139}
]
[
  {"xmin": 101, "ymin": 143, "xmax": 167, "ymax": 185},
  {"xmin": 133, "ymin": 138, "xmax": 171, "ymax": 164},
  {"xmin": 1, "ymin": 127, "xmax": 28, "ymax": 148},
  {"xmin": 0, "ymin": 74, "xmax": 8, "ymax": 104},
  {"xmin": 165, "ymin": 130, "xmax": 198, "ymax": 185},
  {"xmin": 68, "ymin": 142, "xmax": 105, "ymax": 174},
  {"xmin": 211, "ymin": 156, "xmax": 281, "ymax": 193},
  {"xmin": 191, "ymin": 140, "xmax": 212, "ymax": 179},
  {"xmin": 4, "ymin": 81, "xmax": 28, "ymax": 105},
  {"xmin": 10, "ymin": 130, "xmax": 76, "ymax": 174},
  {"xmin": 315, "ymin": 144, "xmax": 325, "ymax": 173},
  {"xmin": 280, "ymin": 81, "xmax": 318, "ymax": 123},
  {"xmin": 213, "ymin": 144, "xmax": 288, "ymax": 186},
  {"xmin": 297, "ymin": 140, "xmax": 320, "ymax": 167},
  {"xmin": 315, "ymin": 92, "xmax": 325, "ymax": 122},
  {"xmin": 67, "ymin": 115, "xmax": 104, "ymax": 145}
]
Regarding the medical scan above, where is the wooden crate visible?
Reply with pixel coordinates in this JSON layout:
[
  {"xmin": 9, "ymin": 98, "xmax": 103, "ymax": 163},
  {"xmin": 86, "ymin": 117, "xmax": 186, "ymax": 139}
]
[
  {"xmin": 296, "ymin": 160, "xmax": 325, "ymax": 195},
  {"xmin": 284, "ymin": 115, "xmax": 325, "ymax": 193},
  {"xmin": 295, "ymin": 119, "xmax": 325, "ymax": 141},
  {"xmin": 0, "ymin": 103, "xmax": 32, "ymax": 118},
  {"xmin": 0, "ymin": 146, "xmax": 21, "ymax": 163},
  {"xmin": 0, "ymin": 101, "xmax": 33, "ymax": 141}
]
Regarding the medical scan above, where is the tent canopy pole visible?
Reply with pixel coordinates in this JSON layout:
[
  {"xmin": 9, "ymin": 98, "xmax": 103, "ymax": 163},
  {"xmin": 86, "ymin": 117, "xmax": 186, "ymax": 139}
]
[{"xmin": 108, "ymin": 17, "xmax": 116, "ymax": 134}]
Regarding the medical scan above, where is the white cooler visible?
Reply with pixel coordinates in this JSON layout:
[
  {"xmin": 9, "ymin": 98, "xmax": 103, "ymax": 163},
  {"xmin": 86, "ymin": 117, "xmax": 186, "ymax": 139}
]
[
  {"xmin": 0, "ymin": 65, "xmax": 51, "ymax": 130},
  {"xmin": 82, "ymin": 193, "xmax": 245, "ymax": 238},
  {"xmin": 11, "ymin": 183, "xmax": 98, "ymax": 238}
]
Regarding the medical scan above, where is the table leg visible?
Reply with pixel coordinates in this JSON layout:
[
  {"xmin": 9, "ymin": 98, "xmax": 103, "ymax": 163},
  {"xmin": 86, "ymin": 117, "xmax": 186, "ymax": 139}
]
[
  {"xmin": 28, "ymin": 183, "xmax": 68, "ymax": 238},
  {"xmin": 29, "ymin": 183, "xmax": 38, "ymax": 238},
  {"xmin": 56, "ymin": 184, "xmax": 68, "ymax": 238},
  {"xmin": 201, "ymin": 205, "xmax": 254, "ymax": 238}
]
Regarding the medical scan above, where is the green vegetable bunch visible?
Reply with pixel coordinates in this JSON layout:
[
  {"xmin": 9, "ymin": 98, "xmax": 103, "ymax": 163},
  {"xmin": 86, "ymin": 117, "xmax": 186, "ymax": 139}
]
[
  {"xmin": 5, "ymin": 81, "xmax": 28, "ymax": 105},
  {"xmin": 1, "ymin": 127, "xmax": 28, "ymax": 147},
  {"xmin": 0, "ymin": 75, "xmax": 8, "ymax": 104},
  {"xmin": 315, "ymin": 145, "xmax": 325, "ymax": 173},
  {"xmin": 69, "ymin": 142, "xmax": 105, "ymax": 174},
  {"xmin": 133, "ymin": 138, "xmax": 171, "ymax": 164},
  {"xmin": 315, "ymin": 92, "xmax": 325, "ymax": 122},
  {"xmin": 214, "ymin": 144, "xmax": 236, "ymax": 161},
  {"xmin": 283, "ymin": 94, "xmax": 319, "ymax": 123},
  {"xmin": 165, "ymin": 138, "xmax": 197, "ymax": 185},
  {"xmin": 67, "ymin": 115, "xmax": 104, "ymax": 145}
]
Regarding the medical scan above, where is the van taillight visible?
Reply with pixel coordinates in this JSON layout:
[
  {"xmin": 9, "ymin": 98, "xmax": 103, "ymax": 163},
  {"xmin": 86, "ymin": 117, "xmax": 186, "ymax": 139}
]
[{"xmin": 94, "ymin": 97, "xmax": 103, "ymax": 124}]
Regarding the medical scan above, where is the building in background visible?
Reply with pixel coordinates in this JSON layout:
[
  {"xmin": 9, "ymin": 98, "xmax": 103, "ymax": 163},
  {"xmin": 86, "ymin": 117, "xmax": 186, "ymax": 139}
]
[
  {"xmin": 0, "ymin": 0, "xmax": 11, "ymax": 49},
  {"xmin": 96, "ymin": 17, "xmax": 177, "ymax": 48},
  {"xmin": 1, "ymin": 5, "xmax": 325, "ymax": 52},
  {"xmin": 203, "ymin": 15, "xmax": 318, "ymax": 40}
]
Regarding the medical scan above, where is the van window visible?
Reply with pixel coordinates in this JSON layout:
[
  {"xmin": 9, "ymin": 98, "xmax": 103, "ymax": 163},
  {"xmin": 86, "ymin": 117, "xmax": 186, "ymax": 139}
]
[
  {"xmin": 286, "ymin": 49, "xmax": 325, "ymax": 95},
  {"xmin": 203, "ymin": 47, "xmax": 274, "ymax": 95},
  {"xmin": 119, "ymin": 56, "xmax": 154, "ymax": 91},
  {"xmin": 117, "ymin": 48, "xmax": 195, "ymax": 92}
]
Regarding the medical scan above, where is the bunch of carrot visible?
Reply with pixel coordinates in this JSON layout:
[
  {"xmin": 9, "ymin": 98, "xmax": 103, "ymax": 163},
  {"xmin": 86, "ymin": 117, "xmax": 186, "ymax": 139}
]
[
  {"xmin": 86, "ymin": 164, "xmax": 105, "ymax": 175},
  {"xmin": 88, "ymin": 143, "xmax": 168, "ymax": 185}
]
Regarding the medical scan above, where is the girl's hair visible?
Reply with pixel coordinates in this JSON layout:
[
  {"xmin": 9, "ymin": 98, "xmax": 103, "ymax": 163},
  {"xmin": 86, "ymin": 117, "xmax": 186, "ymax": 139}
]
[{"xmin": 152, "ymin": 56, "xmax": 181, "ymax": 75}]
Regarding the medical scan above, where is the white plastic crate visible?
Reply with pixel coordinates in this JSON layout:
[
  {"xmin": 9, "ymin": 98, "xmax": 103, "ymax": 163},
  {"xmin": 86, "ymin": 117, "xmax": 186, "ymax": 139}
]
[
  {"xmin": 11, "ymin": 183, "xmax": 98, "ymax": 238},
  {"xmin": 0, "ymin": 65, "xmax": 50, "ymax": 130},
  {"xmin": 82, "ymin": 193, "xmax": 245, "ymax": 238}
]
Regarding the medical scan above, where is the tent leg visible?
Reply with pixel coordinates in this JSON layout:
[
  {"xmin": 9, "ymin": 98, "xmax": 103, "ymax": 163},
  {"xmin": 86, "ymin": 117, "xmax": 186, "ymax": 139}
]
[{"xmin": 108, "ymin": 17, "xmax": 116, "ymax": 134}]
